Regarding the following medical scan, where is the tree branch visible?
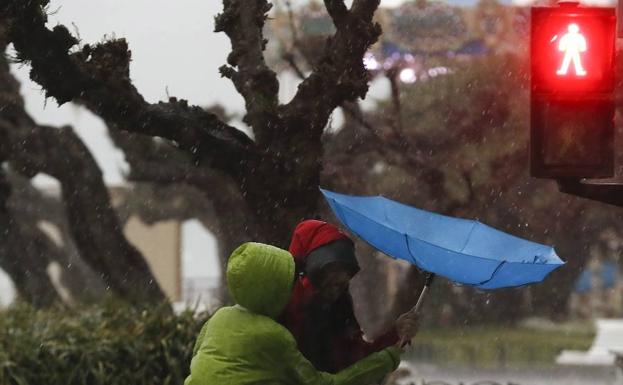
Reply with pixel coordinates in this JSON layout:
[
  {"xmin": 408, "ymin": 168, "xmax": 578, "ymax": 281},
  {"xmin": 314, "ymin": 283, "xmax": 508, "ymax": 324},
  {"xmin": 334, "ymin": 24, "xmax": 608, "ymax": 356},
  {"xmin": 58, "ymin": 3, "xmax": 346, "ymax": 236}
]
[
  {"xmin": 216, "ymin": 0, "xmax": 279, "ymax": 145},
  {"xmin": 324, "ymin": 0, "xmax": 349, "ymax": 27},
  {"xmin": 109, "ymin": 129, "xmax": 227, "ymax": 191},
  {"xmin": 280, "ymin": 10, "xmax": 394, "ymax": 153},
  {"xmin": 282, "ymin": 0, "xmax": 382, "ymax": 137},
  {"xmin": 282, "ymin": 52, "xmax": 306, "ymax": 80},
  {"xmin": 351, "ymin": 0, "xmax": 381, "ymax": 21},
  {"xmin": 386, "ymin": 68, "xmax": 407, "ymax": 142},
  {"xmin": 2, "ymin": 0, "xmax": 255, "ymax": 181}
]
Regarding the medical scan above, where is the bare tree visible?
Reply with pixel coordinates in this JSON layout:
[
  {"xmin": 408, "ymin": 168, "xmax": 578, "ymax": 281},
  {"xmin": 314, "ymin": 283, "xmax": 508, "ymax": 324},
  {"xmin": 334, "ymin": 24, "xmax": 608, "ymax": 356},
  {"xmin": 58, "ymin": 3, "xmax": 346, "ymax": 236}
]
[{"xmin": 0, "ymin": 0, "xmax": 385, "ymax": 304}]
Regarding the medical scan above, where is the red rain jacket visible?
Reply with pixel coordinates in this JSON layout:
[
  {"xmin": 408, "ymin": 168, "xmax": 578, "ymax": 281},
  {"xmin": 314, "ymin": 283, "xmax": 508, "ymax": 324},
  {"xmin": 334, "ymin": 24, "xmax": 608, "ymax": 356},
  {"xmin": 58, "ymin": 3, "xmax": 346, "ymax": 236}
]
[{"xmin": 279, "ymin": 220, "xmax": 399, "ymax": 373}]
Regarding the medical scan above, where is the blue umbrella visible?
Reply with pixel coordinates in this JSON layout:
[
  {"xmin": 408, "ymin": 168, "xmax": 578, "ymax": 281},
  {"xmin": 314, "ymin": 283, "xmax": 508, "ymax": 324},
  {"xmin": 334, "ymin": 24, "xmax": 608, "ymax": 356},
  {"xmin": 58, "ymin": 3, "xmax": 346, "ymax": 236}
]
[{"xmin": 321, "ymin": 188, "xmax": 565, "ymax": 315}]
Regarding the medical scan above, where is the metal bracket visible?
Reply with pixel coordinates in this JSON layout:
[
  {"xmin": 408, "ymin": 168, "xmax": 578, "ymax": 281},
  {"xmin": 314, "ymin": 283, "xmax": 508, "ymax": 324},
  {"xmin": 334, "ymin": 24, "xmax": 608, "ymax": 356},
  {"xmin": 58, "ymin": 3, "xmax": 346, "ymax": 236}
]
[{"xmin": 557, "ymin": 178, "xmax": 623, "ymax": 207}]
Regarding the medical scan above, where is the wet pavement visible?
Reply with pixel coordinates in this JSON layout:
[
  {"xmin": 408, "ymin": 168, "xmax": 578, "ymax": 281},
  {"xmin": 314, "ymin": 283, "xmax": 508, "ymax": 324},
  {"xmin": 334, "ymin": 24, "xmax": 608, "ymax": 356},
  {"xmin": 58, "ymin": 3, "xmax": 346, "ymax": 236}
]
[{"xmin": 396, "ymin": 362, "xmax": 621, "ymax": 385}]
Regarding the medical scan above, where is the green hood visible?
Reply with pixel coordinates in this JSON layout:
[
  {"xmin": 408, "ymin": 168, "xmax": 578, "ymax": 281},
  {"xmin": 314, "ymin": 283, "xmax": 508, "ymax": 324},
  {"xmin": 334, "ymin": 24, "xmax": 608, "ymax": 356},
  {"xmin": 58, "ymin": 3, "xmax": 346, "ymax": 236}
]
[{"xmin": 227, "ymin": 242, "xmax": 295, "ymax": 318}]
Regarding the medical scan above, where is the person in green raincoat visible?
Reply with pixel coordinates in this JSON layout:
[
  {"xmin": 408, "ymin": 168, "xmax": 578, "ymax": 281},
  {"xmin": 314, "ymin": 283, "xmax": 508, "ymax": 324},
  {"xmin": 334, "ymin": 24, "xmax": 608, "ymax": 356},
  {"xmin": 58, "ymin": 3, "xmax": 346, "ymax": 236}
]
[{"xmin": 185, "ymin": 242, "xmax": 403, "ymax": 385}]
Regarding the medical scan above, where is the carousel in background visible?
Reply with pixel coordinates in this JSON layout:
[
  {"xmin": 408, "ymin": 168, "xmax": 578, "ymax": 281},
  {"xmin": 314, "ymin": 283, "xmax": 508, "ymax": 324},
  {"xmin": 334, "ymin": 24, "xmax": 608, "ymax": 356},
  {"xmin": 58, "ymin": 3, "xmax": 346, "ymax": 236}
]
[{"xmin": 267, "ymin": 0, "xmax": 527, "ymax": 85}]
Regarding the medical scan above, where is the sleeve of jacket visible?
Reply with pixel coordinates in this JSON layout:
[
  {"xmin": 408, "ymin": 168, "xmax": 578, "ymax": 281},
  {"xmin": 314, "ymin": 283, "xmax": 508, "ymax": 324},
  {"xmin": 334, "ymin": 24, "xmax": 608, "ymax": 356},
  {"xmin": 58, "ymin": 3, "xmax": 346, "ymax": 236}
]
[
  {"xmin": 356, "ymin": 327, "xmax": 401, "ymax": 356},
  {"xmin": 277, "ymin": 326, "xmax": 401, "ymax": 385}
]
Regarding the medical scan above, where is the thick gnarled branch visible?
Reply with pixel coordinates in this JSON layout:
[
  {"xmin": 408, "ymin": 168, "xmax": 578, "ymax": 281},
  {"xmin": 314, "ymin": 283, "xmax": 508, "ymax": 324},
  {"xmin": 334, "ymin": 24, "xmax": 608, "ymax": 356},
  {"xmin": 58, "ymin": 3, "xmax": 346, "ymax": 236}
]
[
  {"xmin": 216, "ymin": 0, "xmax": 279, "ymax": 145},
  {"xmin": 2, "ymin": 0, "xmax": 255, "ymax": 181},
  {"xmin": 282, "ymin": 0, "xmax": 382, "ymax": 138}
]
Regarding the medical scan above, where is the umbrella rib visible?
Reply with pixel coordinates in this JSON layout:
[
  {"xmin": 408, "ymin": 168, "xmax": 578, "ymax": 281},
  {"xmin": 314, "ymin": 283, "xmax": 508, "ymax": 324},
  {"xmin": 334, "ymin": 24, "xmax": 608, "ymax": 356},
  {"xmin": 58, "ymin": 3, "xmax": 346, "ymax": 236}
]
[
  {"xmin": 405, "ymin": 233, "xmax": 427, "ymax": 271},
  {"xmin": 330, "ymin": 198, "xmax": 423, "ymax": 269},
  {"xmin": 476, "ymin": 260, "xmax": 507, "ymax": 287},
  {"xmin": 460, "ymin": 221, "xmax": 479, "ymax": 253},
  {"xmin": 331, "ymin": 196, "xmax": 432, "ymax": 269}
]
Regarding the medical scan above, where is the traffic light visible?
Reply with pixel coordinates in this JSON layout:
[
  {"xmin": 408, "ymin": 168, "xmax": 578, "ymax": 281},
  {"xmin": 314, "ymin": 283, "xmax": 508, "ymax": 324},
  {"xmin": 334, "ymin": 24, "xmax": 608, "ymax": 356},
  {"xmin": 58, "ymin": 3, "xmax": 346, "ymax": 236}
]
[{"xmin": 530, "ymin": 2, "xmax": 616, "ymax": 178}]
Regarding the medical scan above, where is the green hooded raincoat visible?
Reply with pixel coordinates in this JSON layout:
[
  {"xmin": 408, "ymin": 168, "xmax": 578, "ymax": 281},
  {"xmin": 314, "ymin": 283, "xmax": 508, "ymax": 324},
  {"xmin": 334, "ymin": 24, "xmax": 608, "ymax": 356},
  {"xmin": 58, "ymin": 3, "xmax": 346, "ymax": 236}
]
[{"xmin": 184, "ymin": 242, "xmax": 401, "ymax": 385}]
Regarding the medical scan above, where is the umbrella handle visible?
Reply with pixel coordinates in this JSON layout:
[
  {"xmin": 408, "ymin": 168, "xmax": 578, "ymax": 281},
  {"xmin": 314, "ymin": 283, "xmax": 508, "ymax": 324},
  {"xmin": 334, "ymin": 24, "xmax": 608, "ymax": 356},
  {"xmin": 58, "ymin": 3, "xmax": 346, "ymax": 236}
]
[
  {"xmin": 400, "ymin": 273, "xmax": 435, "ymax": 347},
  {"xmin": 410, "ymin": 273, "xmax": 435, "ymax": 314}
]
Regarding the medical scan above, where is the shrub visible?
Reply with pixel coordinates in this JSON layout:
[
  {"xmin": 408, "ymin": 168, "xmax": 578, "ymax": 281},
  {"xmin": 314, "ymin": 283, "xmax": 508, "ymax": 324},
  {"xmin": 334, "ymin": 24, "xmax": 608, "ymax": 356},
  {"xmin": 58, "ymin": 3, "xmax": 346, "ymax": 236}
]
[{"xmin": 0, "ymin": 301, "xmax": 210, "ymax": 385}]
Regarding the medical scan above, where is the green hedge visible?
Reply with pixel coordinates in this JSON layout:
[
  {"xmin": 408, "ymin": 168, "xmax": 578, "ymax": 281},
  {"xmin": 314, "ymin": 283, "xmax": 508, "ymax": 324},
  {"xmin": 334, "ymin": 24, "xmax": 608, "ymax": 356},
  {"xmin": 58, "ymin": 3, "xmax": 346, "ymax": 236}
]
[
  {"xmin": 0, "ymin": 302, "xmax": 209, "ymax": 385},
  {"xmin": 407, "ymin": 326, "xmax": 595, "ymax": 368}
]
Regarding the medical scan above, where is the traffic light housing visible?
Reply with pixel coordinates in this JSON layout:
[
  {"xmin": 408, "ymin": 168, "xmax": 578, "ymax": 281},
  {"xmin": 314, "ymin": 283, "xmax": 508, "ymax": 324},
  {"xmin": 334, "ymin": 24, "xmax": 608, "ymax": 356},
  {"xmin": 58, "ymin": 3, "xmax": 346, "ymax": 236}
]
[{"xmin": 530, "ymin": 2, "xmax": 616, "ymax": 178}]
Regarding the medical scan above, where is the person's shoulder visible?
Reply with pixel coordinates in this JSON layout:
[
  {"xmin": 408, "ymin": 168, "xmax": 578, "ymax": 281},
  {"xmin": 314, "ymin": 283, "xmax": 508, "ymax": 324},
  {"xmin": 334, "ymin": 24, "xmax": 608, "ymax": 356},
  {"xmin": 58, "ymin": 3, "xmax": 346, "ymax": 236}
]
[
  {"xmin": 211, "ymin": 306, "xmax": 283, "ymax": 328},
  {"xmin": 210, "ymin": 306, "xmax": 236, "ymax": 318},
  {"xmin": 210, "ymin": 306, "xmax": 296, "ymax": 343},
  {"xmin": 206, "ymin": 306, "xmax": 249, "ymax": 326}
]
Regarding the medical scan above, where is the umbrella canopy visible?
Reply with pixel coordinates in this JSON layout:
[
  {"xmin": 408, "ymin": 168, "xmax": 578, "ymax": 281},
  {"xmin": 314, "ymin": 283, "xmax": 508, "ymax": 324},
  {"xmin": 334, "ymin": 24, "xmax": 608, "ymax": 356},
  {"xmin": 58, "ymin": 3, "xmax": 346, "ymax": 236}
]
[{"xmin": 321, "ymin": 189, "xmax": 564, "ymax": 289}]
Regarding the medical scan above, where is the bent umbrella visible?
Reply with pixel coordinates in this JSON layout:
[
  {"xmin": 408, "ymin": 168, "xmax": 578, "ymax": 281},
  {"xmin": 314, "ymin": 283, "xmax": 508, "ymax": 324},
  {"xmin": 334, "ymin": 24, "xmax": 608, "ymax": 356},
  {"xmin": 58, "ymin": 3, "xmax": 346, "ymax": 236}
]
[{"xmin": 320, "ymin": 188, "xmax": 565, "ymax": 314}]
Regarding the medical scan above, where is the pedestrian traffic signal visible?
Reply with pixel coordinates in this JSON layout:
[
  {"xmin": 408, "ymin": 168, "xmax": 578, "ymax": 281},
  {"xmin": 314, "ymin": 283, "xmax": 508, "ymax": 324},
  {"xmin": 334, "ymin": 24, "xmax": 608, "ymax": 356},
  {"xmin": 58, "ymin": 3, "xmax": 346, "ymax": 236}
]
[
  {"xmin": 530, "ymin": 2, "xmax": 616, "ymax": 178},
  {"xmin": 531, "ymin": 98, "xmax": 614, "ymax": 177},
  {"xmin": 532, "ymin": 5, "xmax": 616, "ymax": 94}
]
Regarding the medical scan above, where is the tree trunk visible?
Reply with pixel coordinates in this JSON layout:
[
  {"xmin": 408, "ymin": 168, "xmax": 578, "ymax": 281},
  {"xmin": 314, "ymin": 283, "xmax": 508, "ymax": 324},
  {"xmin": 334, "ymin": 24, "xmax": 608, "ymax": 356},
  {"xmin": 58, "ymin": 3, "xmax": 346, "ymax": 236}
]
[
  {"xmin": 55, "ymin": 139, "xmax": 167, "ymax": 305},
  {"xmin": 6, "ymin": 126, "xmax": 168, "ymax": 305},
  {"xmin": 0, "ymin": 169, "xmax": 60, "ymax": 307},
  {"xmin": 7, "ymin": 173, "xmax": 107, "ymax": 302}
]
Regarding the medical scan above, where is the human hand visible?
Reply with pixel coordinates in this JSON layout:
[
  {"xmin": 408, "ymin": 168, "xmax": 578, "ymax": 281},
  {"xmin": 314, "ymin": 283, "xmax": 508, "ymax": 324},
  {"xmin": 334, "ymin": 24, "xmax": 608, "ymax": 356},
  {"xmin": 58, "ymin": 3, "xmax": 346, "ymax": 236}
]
[{"xmin": 395, "ymin": 310, "xmax": 419, "ymax": 347}]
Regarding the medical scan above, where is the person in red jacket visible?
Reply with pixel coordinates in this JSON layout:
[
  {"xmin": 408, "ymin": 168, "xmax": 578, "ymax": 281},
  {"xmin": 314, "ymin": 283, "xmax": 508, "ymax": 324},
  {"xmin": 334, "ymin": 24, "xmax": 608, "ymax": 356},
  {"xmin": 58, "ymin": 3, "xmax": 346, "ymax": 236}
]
[{"xmin": 279, "ymin": 219, "xmax": 419, "ymax": 374}]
